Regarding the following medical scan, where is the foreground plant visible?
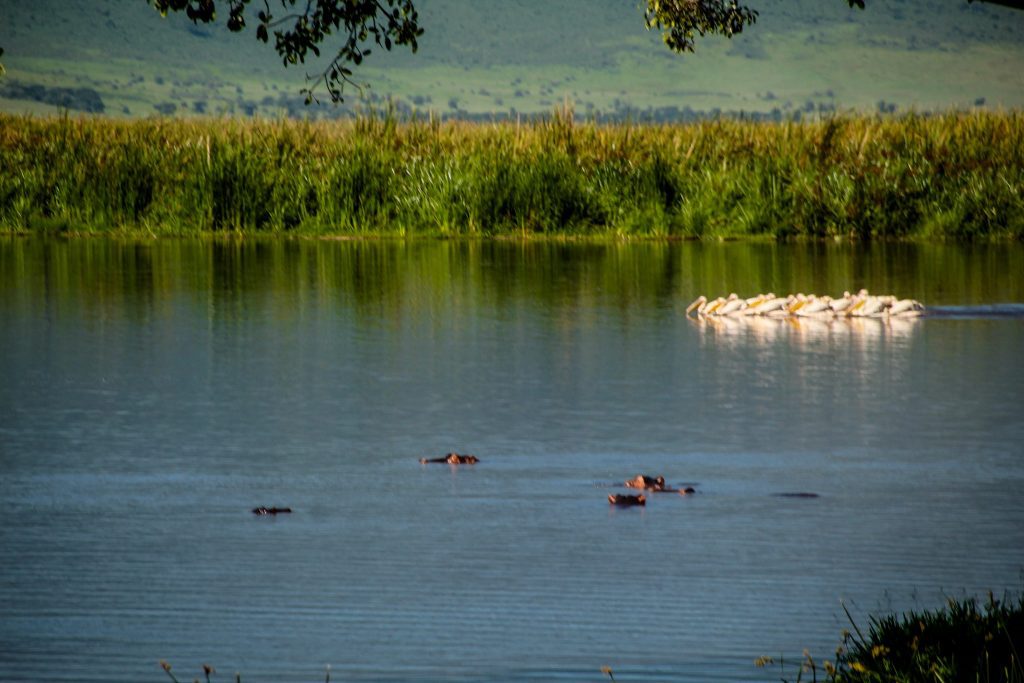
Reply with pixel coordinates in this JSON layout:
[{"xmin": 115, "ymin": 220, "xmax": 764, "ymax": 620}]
[{"xmin": 758, "ymin": 592, "xmax": 1024, "ymax": 683}]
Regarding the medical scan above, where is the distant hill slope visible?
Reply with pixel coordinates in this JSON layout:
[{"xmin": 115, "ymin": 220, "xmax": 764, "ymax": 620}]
[{"xmin": 2, "ymin": 0, "xmax": 1023, "ymax": 119}]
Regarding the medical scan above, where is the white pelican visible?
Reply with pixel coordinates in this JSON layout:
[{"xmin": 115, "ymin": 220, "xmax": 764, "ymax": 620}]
[
  {"xmin": 851, "ymin": 296, "xmax": 886, "ymax": 317},
  {"xmin": 787, "ymin": 293, "xmax": 809, "ymax": 314},
  {"xmin": 743, "ymin": 292, "xmax": 775, "ymax": 315},
  {"xmin": 845, "ymin": 290, "xmax": 871, "ymax": 316},
  {"xmin": 754, "ymin": 295, "xmax": 793, "ymax": 316},
  {"xmin": 685, "ymin": 295, "xmax": 707, "ymax": 316},
  {"xmin": 687, "ymin": 289, "xmax": 923, "ymax": 322},
  {"xmin": 717, "ymin": 293, "xmax": 746, "ymax": 316},
  {"xmin": 795, "ymin": 295, "xmax": 834, "ymax": 317},
  {"xmin": 702, "ymin": 297, "xmax": 728, "ymax": 316},
  {"xmin": 829, "ymin": 291, "xmax": 854, "ymax": 314},
  {"xmin": 888, "ymin": 298, "xmax": 924, "ymax": 317}
]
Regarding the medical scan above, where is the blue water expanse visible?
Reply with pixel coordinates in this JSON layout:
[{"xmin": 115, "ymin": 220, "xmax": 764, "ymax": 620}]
[{"xmin": 1, "ymin": 238, "xmax": 1022, "ymax": 682}]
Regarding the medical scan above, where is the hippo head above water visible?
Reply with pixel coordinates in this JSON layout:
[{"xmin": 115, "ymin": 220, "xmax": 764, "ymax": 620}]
[
  {"xmin": 419, "ymin": 452, "xmax": 479, "ymax": 465},
  {"xmin": 252, "ymin": 506, "xmax": 292, "ymax": 515},
  {"xmin": 609, "ymin": 493, "xmax": 646, "ymax": 506},
  {"xmin": 625, "ymin": 474, "xmax": 666, "ymax": 491}
]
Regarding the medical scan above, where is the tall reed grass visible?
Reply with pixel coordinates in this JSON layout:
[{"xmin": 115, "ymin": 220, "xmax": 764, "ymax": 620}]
[
  {"xmin": 759, "ymin": 592, "xmax": 1024, "ymax": 683},
  {"xmin": 1, "ymin": 109, "xmax": 1022, "ymax": 238}
]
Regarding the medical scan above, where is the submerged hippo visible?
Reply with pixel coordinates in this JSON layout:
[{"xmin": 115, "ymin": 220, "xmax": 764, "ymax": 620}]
[
  {"xmin": 625, "ymin": 475, "xmax": 695, "ymax": 494},
  {"xmin": 608, "ymin": 493, "xmax": 646, "ymax": 506},
  {"xmin": 420, "ymin": 452, "xmax": 479, "ymax": 465},
  {"xmin": 252, "ymin": 506, "xmax": 292, "ymax": 515},
  {"xmin": 625, "ymin": 474, "xmax": 666, "ymax": 491}
]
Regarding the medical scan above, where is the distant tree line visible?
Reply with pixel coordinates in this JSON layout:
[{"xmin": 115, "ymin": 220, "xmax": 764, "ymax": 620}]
[{"xmin": 0, "ymin": 80, "xmax": 105, "ymax": 113}]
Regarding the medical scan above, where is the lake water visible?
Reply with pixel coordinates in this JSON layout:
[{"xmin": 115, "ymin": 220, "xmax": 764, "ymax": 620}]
[{"xmin": 1, "ymin": 238, "xmax": 1022, "ymax": 683}]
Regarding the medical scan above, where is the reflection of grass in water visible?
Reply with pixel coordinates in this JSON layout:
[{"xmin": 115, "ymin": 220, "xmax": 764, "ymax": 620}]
[
  {"xmin": 3, "ymin": 239, "xmax": 1022, "ymax": 326},
  {"xmin": 758, "ymin": 592, "xmax": 1024, "ymax": 683},
  {"xmin": 1, "ymin": 109, "xmax": 1022, "ymax": 238}
]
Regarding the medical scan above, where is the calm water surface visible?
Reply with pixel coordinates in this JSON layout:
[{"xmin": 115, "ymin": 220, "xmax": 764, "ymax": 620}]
[{"xmin": 1, "ymin": 238, "xmax": 1023, "ymax": 682}]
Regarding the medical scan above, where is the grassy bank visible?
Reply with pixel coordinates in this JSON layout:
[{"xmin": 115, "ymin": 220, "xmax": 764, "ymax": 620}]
[{"xmin": 1, "ymin": 110, "xmax": 1022, "ymax": 239}]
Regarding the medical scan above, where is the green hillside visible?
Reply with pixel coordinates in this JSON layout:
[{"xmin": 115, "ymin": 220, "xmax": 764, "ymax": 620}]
[{"xmin": 1, "ymin": 0, "xmax": 1023, "ymax": 119}]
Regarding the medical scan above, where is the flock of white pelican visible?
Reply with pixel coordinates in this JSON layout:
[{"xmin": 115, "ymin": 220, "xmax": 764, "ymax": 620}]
[{"xmin": 686, "ymin": 289, "xmax": 925, "ymax": 319}]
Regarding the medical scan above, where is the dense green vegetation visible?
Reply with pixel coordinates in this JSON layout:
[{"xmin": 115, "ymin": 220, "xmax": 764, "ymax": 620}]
[
  {"xmin": 2, "ymin": 110, "xmax": 1021, "ymax": 239},
  {"xmin": 759, "ymin": 593, "xmax": 1024, "ymax": 683}
]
